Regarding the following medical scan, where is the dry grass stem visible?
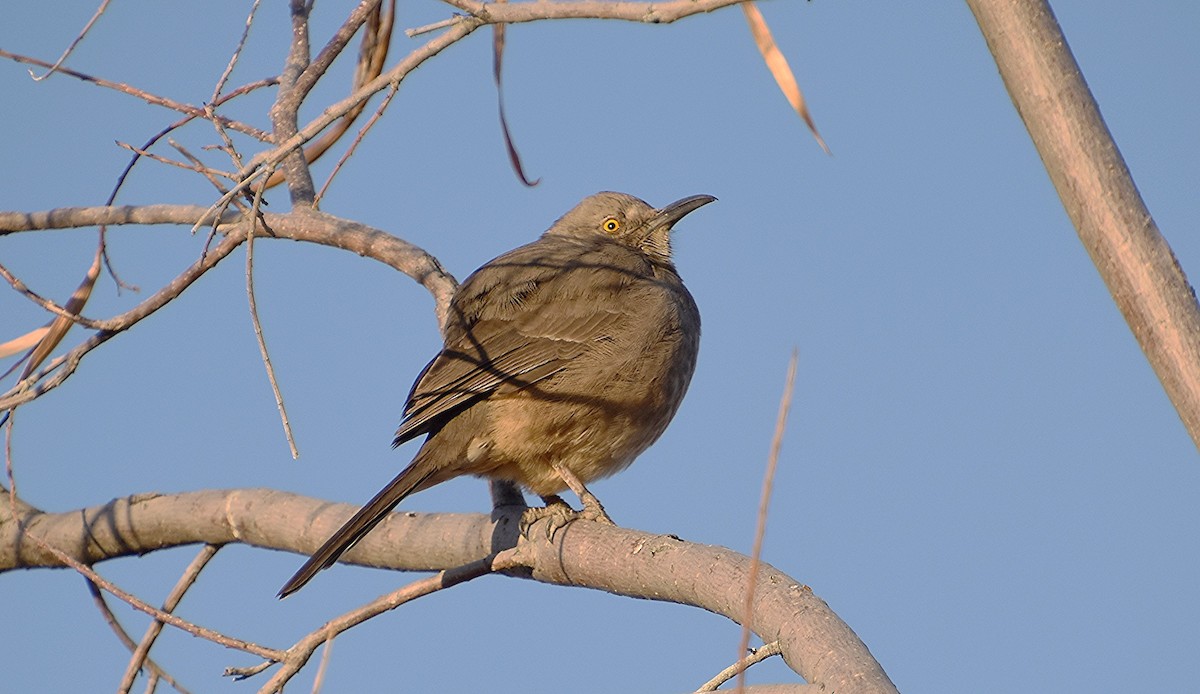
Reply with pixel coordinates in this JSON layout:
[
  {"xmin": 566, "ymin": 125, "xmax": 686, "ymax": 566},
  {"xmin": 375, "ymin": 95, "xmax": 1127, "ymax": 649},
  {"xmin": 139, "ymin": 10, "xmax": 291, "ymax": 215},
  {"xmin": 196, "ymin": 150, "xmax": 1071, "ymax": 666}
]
[{"xmin": 737, "ymin": 349, "xmax": 798, "ymax": 692}]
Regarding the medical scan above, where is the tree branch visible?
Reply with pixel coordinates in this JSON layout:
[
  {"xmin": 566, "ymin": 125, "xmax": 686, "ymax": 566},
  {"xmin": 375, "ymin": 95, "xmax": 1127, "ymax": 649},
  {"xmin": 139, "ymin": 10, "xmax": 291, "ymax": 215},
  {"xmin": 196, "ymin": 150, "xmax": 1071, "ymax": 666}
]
[
  {"xmin": 967, "ymin": 0, "xmax": 1200, "ymax": 452},
  {"xmin": 0, "ymin": 488, "xmax": 896, "ymax": 694},
  {"xmin": 0, "ymin": 206, "xmax": 457, "ymax": 413}
]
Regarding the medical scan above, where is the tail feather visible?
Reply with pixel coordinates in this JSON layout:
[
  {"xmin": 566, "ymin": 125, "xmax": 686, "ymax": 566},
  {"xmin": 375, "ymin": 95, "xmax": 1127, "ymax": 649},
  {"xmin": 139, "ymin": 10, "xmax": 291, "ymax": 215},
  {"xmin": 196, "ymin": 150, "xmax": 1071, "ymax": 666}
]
[{"xmin": 278, "ymin": 461, "xmax": 437, "ymax": 598}]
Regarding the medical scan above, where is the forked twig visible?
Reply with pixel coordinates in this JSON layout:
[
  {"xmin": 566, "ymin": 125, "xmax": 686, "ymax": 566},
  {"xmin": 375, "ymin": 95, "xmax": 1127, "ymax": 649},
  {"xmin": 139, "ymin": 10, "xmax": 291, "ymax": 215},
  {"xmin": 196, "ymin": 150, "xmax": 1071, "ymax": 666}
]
[
  {"xmin": 116, "ymin": 545, "xmax": 221, "ymax": 693},
  {"xmin": 695, "ymin": 640, "xmax": 783, "ymax": 692},
  {"xmin": 28, "ymin": 0, "xmax": 112, "ymax": 81},
  {"xmin": 86, "ymin": 580, "xmax": 192, "ymax": 694},
  {"xmin": 240, "ymin": 548, "xmax": 526, "ymax": 692}
]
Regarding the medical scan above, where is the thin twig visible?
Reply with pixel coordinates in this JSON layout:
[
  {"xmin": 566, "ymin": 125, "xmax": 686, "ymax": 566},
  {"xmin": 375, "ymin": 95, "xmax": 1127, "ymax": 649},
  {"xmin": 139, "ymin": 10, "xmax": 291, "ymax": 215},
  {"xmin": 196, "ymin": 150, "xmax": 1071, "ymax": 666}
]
[
  {"xmin": 441, "ymin": 0, "xmax": 743, "ymax": 24},
  {"xmin": 738, "ymin": 349, "xmax": 798, "ymax": 692},
  {"xmin": 206, "ymin": 0, "xmax": 263, "ymax": 174},
  {"xmin": 116, "ymin": 141, "xmax": 234, "ymax": 180},
  {"xmin": 242, "ymin": 548, "xmax": 527, "ymax": 691},
  {"xmin": 4, "ymin": 412, "xmax": 18, "ymax": 518},
  {"xmin": 313, "ymin": 82, "xmax": 398, "ymax": 205},
  {"xmin": 118, "ymin": 545, "xmax": 221, "ymax": 693},
  {"xmin": 28, "ymin": 0, "xmax": 112, "ymax": 81},
  {"xmin": 99, "ymin": 76, "xmax": 275, "ymax": 295},
  {"xmin": 695, "ymin": 640, "xmax": 783, "ymax": 692},
  {"xmin": 406, "ymin": 16, "xmax": 465, "ymax": 37},
  {"xmin": 244, "ymin": 172, "xmax": 300, "ymax": 459},
  {"xmin": 104, "ymin": 77, "xmax": 278, "ymax": 207},
  {"xmin": 0, "ymin": 230, "xmax": 247, "ymax": 413},
  {"xmin": 85, "ymin": 581, "xmax": 193, "ymax": 694},
  {"xmin": 0, "ymin": 262, "xmax": 106, "ymax": 329},
  {"xmin": 259, "ymin": 0, "xmax": 395, "ymax": 193},
  {"xmin": 222, "ymin": 18, "xmax": 481, "ymax": 224},
  {"xmin": 39, "ymin": 534, "xmax": 282, "ymax": 660},
  {"xmin": 167, "ymin": 141, "xmax": 245, "ymax": 205},
  {"xmin": 0, "ymin": 50, "xmax": 270, "ymax": 141}
]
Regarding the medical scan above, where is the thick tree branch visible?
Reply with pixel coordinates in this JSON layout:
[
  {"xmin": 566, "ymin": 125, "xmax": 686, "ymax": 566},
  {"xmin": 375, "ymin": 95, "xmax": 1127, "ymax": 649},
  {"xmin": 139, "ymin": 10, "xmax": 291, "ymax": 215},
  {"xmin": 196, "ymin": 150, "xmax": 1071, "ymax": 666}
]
[
  {"xmin": 967, "ymin": 0, "xmax": 1200, "ymax": 451},
  {"xmin": 0, "ymin": 488, "xmax": 895, "ymax": 694},
  {"xmin": 0, "ymin": 205, "xmax": 457, "ymax": 327}
]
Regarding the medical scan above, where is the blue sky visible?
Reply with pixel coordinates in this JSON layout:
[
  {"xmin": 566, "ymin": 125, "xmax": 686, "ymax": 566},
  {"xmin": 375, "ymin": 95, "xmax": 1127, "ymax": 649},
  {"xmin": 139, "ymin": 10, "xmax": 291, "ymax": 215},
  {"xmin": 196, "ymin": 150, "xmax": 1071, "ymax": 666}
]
[{"xmin": 2, "ymin": 1, "xmax": 1198, "ymax": 692}]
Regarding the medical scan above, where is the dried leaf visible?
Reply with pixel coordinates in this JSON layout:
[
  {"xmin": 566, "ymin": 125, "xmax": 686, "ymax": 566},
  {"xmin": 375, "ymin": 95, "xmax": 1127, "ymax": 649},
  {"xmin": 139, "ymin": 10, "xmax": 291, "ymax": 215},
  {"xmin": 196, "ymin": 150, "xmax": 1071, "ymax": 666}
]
[
  {"xmin": 21, "ymin": 249, "xmax": 101, "ymax": 379},
  {"xmin": 493, "ymin": 9, "xmax": 540, "ymax": 187},
  {"xmin": 0, "ymin": 326, "xmax": 50, "ymax": 360},
  {"xmin": 742, "ymin": 2, "xmax": 830, "ymax": 154}
]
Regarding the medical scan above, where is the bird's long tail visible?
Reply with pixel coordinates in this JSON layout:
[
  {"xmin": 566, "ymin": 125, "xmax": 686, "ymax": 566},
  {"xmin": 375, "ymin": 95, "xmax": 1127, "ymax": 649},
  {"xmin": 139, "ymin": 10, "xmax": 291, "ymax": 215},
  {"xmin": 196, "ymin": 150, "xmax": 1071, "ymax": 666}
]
[{"xmin": 278, "ymin": 460, "xmax": 438, "ymax": 598}]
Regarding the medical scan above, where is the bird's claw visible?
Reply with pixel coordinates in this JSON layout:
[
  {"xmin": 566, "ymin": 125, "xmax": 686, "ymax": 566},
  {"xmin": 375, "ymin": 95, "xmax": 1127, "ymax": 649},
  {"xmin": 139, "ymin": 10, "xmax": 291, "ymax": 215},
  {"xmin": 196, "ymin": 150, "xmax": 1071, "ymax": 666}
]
[{"xmin": 519, "ymin": 493, "xmax": 616, "ymax": 540}]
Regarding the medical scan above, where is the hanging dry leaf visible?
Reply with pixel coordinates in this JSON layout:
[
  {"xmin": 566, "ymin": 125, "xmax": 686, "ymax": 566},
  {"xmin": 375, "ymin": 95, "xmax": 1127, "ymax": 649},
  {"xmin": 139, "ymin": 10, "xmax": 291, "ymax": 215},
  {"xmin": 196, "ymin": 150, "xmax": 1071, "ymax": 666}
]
[
  {"xmin": 493, "ymin": 1, "xmax": 540, "ymax": 187},
  {"xmin": 742, "ymin": 2, "xmax": 830, "ymax": 154},
  {"xmin": 20, "ymin": 248, "xmax": 102, "ymax": 379}
]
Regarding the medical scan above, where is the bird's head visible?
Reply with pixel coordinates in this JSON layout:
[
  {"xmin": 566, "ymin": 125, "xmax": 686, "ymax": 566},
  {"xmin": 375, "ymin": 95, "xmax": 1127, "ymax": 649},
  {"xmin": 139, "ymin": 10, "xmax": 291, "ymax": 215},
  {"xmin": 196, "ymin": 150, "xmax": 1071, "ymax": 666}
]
[{"xmin": 546, "ymin": 191, "xmax": 716, "ymax": 263}]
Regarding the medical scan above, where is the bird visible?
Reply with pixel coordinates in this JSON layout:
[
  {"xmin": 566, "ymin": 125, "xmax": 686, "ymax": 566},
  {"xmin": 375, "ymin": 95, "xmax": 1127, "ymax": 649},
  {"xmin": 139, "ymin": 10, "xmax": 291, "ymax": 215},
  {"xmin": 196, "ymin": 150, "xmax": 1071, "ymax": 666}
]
[{"xmin": 278, "ymin": 191, "xmax": 714, "ymax": 598}]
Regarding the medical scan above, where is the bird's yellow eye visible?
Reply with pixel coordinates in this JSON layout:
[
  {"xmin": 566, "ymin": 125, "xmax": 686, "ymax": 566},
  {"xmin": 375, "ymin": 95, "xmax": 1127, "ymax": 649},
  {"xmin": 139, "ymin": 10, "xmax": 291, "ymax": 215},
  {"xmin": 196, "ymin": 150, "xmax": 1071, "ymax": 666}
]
[{"xmin": 602, "ymin": 218, "xmax": 621, "ymax": 233}]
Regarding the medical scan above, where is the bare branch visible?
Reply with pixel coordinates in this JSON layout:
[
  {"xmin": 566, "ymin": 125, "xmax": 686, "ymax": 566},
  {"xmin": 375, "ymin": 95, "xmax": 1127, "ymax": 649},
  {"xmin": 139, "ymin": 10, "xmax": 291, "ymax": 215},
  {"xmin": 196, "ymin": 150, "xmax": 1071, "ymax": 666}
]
[
  {"xmin": 249, "ymin": 548, "xmax": 525, "ymax": 691},
  {"xmin": 696, "ymin": 640, "xmax": 784, "ymax": 692},
  {"xmin": 86, "ymin": 581, "xmax": 193, "ymax": 694},
  {"xmin": 442, "ymin": 0, "xmax": 744, "ymax": 24},
  {"xmin": 262, "ymin": 0, "xmax": 396, "ymax": 194},
  {"xmin": 0, "ymin": 262, "xmax": 106, "ymax": 329},
  {"xmin": 0, "ymin": 49, "xmax": 272, "ymax": 141},
  {"xmin": 117, "ymin": 545, "xmax": 221, "ymax": 694},
  {"xmin": 244, "ymin": 183, "xmax": 301, "ymax": 459},
  {"xmin": 295, "ymin": 0, "xmax": 382, "ymax": 101},
  {"xmin": 27, "ymin": 0, "xmax": 112, "ymax": 81},
  {"xmin": 0, "ymin": 230, "xmax": 245, "ymax": 412},
  {"xmin": 269, "ymin": 0, "xmax": 319, "ymax": 204},
  {"xmin": 0, "ymin": 205, "xmax": 242, "ymax": 234},
  {"xmin": 4, "ymin": 495, "xmax": 281, "ymax": 661},
  {"xmin": 967, "ymin": 0, "xmax": 1200, "ymax": 452},
  {"xmin": 0, "ymin": 489, "xmax": 895, "ymax": 693}
]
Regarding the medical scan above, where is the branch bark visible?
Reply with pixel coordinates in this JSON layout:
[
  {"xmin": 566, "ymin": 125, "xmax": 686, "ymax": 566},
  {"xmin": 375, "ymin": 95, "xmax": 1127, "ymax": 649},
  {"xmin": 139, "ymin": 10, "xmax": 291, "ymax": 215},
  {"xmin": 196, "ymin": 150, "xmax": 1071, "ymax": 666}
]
[
  {"xmin": 0, "ymin": 206, "xmax": 457, "ymax": 412},
  {"xmin": 0, "ymin": 488, "xmax": 897, "ymax": 694},
  {"xmin": 967, "ymin": 0, "xmax": 1200, "ymax": 452}
]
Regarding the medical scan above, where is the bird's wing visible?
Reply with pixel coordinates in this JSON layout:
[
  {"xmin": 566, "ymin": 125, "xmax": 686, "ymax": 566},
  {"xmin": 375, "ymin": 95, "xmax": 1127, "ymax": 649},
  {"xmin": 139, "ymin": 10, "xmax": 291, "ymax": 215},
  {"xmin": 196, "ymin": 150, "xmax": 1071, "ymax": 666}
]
[{"xmin": 394, "ymin": 239, "xmax": 643, "ymax": 444}]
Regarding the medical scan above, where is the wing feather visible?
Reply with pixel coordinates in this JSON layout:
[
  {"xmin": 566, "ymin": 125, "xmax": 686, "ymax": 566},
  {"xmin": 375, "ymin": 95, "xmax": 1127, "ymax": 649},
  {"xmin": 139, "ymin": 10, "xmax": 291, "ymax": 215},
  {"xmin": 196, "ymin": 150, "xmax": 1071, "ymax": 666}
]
[{"xmin": 394, "ymin": 237, "xmax": 646, "ymax": 445}]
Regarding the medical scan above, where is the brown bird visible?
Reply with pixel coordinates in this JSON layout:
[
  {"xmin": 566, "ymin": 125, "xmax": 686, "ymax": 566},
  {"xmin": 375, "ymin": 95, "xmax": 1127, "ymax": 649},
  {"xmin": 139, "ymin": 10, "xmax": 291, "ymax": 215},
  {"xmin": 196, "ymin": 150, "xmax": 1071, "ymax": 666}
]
[{"xmin": 279, "ymin": 191, "xmax": 714, "ymax": 597}]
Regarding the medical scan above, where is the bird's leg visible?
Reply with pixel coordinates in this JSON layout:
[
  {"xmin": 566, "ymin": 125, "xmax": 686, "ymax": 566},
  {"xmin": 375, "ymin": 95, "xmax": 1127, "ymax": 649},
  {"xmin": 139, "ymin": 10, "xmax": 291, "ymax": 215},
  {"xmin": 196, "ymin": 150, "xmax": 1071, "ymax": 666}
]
[
  {"xmin": 489, "ymin": 479, "xmax": 526, "ymax": 510},
  {"xmin": 517, "ymin": 465, "xmax": 617, "ymax": 539},
  {"xmin": 552, "ymin": 463, "xmax": 616, "ymax": 526}
]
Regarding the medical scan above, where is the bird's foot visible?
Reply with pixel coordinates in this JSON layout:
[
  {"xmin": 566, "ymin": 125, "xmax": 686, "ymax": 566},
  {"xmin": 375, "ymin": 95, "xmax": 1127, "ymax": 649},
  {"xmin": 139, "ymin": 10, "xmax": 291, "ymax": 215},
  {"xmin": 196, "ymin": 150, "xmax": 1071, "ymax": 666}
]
[
  {"xmin": 519, "ymin": 495, "xmax": 576, "ymax": 539},
  {"xmin": 518, "ymin": 491, "xmax": 617, "ymax": 540}
]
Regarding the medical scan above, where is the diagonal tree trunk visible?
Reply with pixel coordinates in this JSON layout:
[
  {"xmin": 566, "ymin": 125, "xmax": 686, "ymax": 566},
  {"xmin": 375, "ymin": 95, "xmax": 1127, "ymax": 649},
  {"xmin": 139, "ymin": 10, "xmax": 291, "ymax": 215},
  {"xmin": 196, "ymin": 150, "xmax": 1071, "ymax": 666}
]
[{"xmin": 967, "ymin": 0, "xmax": 1200, "ymax": 452}]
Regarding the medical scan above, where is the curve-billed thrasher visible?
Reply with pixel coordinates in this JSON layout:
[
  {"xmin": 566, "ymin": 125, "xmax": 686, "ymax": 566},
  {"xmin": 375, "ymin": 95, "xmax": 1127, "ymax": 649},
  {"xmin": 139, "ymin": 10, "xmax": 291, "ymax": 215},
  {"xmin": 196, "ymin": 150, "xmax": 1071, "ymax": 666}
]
[{"xmin": 279, "ymin": 191, "xmax": 714, "ymax": 597}]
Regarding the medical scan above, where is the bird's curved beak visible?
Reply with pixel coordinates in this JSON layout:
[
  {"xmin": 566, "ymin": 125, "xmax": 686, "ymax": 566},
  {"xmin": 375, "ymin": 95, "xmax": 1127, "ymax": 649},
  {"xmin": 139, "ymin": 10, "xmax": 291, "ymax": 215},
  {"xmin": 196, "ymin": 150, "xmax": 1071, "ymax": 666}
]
[{"xmin": 653, "ymin": 194, "xmax": 717, "ymax": 230}]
